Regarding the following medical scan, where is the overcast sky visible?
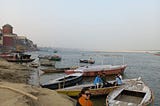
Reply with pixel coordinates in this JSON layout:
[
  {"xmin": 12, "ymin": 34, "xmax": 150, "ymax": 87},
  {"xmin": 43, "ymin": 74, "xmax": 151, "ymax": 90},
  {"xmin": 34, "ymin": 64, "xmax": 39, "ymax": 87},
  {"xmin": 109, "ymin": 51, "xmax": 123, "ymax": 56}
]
[{"xmin": 0, "ymin": 0, "xmax": 160, "ymax": 51}]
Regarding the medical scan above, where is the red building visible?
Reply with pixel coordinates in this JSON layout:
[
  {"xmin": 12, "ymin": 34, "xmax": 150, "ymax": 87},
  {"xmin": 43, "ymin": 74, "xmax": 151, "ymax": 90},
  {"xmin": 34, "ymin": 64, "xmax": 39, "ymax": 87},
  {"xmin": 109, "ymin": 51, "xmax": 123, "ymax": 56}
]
[
  {"xmin": 3, "ymin": 35, "xmax": 16, "ymax": 47},
  {"xmin": 2, "ymin": 24, "xmax": 13, "ymax": 34}
]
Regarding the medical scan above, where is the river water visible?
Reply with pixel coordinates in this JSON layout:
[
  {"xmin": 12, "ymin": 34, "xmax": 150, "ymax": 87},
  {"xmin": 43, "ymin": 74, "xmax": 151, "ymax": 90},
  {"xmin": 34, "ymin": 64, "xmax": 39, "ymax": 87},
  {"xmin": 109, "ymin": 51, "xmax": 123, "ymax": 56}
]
[{"xmin": 28, "ymin": 48, "xmax": 160, "ymax": 106}]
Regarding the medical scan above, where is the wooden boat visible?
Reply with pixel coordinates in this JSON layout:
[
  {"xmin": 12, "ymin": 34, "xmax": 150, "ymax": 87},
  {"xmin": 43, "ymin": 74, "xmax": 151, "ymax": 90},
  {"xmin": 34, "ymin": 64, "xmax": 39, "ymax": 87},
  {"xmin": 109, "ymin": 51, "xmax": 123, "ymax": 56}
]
[
  {"xmin": 56, "ymin": 83, "xmax": 118, "ymax": 97},
  {"xmin": 106, "ymin": 78, "xmax": 154, "ymax": 106},
  {"xmin": 40, "ymin": 73, "xmax": 83, "ymax": 90},
  {"xmin": 154, "ymin": 53, "xmax": 160, "ymax": 56},
  {"xmin": 41, "ymin": 67, "xmax": 78, "ymax": 73},
  {"xmin": 0, "ymin": 52, "xmax": 14, "ymax": 59},
  {"xmin": 48, "ymin": 55, "xmax": 61, "ymax": 61},
  {"xmin": 6, "ymin": 58, "xmax": 35, "ymax": 63},
  {"xmin": 38, "ymin": 55, "xmax": 61, "ymax": 61},
  {"xmin": 65, "ymin": 64, "xmax": 127, "ymax": 77},
  {"xmin": 29, "ymin": 62, "xmax": 39, "ymax": 68},
  {"xmin": 41, "ymin": 68, "xmax": 64, "ymax": 73},
  {"xmin": 79, "ymin": 59, "xmax": 95, "ymax": 64},
  {"xmin": 40, "ymin": 59, "xmax": 55, "ymax": 66}
]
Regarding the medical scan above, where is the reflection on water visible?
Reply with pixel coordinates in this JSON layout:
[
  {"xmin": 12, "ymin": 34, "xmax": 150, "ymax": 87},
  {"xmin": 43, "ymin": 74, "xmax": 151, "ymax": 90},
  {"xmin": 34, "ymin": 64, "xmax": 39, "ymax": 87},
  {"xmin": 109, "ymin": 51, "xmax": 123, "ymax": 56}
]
[{"xmin": 28, "ymin": 49, "xmax": 160, "ymax": 106}]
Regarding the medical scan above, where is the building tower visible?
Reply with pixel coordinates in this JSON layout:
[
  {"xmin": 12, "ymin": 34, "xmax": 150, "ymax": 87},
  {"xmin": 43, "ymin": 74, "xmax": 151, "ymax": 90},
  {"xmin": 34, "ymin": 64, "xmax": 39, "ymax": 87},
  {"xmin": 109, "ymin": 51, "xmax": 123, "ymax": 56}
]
[{"xmin": 2, "ymin": 24, "xmax": 13, "ymax": 35}]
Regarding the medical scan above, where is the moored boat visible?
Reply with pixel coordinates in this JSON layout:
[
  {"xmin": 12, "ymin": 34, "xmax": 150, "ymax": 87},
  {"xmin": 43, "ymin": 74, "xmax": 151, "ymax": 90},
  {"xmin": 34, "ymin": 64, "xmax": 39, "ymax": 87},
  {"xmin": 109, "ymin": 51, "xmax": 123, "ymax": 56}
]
[
  {"xmin": 79, "ymin": 58, "xmax": 95, "ymax": 64},
  {"xmin": 38, "ymin": 55, "xmax": 61, "ymax": 61},
  {"xmin": 56, "ymin": 83, "xmax": 118, "ymax": 97},
  {"xmin": 40, "ymin": 59, "xmax": 55, "ymax": 66},
  {"xmin": 0, "ymin": 52, "xmax": 14, "ymax": 59},
  {"xmin": 106, "ymin": 78, "xmax": 154, "ymax": 106},
  {"xmin": 65, "ymin": 64, "xmax": 127, "ymax": 77},
  {"xmin": 6, "ymin": 58, "xmax": 35, "ymax": 63},
  {"xmin": 41, "ymin": 68, "xmax": 64, "ymax": 73},
  {"xmin": 40, "ymin": 73, "xmax": 83, "ymax": 90}
]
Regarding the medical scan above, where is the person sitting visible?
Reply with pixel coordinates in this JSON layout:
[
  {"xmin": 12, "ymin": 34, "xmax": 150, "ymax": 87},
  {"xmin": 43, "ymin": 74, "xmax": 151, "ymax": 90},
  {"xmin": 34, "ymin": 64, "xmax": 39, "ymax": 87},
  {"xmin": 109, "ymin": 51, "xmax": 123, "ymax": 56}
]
[
  {"xmin": 115, "ymin": 75, "xmax": 123, "ymax": 86},
  {"xmin": 76, "ymin": 87, "xmax": 93, "ymax": 106},
  {"xmin": 101, "ymin": 73, "xmax": 114, "ymax": 87},
  {"xmin": 94, "ymin": 74, "xmax": 103, "ymax": 88},
  {"xmin": 118, "ymin": 74, "xmax": 122, "ymax": 80},
  {"xmin": 101, "ymin": 73, "xmax": 106, "ymax": 86}
]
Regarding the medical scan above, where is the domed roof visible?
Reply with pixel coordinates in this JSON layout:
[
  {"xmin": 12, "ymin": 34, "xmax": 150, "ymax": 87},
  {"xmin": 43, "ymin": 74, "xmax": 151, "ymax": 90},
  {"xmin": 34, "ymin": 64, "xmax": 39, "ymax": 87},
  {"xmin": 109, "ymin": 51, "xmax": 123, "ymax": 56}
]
[{"xmin": 2, "ymin": 24, "xmax": 13, "ymax": 28}]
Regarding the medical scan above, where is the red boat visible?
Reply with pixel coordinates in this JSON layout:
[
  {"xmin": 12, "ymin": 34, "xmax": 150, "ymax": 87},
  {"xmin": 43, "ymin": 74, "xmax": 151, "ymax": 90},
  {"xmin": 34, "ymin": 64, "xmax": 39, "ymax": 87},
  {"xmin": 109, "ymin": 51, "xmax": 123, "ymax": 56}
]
[
  {"xmin": 0, "ymin": 52, "xmax": 14, "ymax": 59},
  {"xmin": 65, "ymin": 64, "xmax": 127, "ymax": 77}
]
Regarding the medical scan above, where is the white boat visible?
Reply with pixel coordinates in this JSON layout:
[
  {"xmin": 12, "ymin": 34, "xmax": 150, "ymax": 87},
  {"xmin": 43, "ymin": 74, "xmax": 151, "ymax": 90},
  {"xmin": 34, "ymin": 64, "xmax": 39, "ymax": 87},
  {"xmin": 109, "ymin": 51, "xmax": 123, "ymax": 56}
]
[
  {"xmin": 106, "ymin": 78, "xmax": 154, "ymax": 106},
  {"xmin": 40, "ymin": 73, "xmax": 83, "ymax": 90}
]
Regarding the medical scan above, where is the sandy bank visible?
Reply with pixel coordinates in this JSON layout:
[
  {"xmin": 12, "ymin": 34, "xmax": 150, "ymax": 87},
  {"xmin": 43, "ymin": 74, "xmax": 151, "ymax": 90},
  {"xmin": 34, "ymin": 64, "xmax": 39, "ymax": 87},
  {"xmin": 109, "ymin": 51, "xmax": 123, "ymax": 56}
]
[{"xmin": 0, "ymin": 59, "xmax": 76, "ymax": 106}]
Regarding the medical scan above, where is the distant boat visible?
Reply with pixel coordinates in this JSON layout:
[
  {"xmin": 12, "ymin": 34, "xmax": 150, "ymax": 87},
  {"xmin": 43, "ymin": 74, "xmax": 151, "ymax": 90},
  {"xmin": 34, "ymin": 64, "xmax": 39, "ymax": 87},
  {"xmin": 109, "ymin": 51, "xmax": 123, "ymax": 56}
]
[
  {"xmin": 106, "ymin": 78, "xmax": 154, "ymax": 106},
  {"xmin": 65, "ymin": 64, "xmax": 127, "ymax": 77},
  {"xmin": 38, "ymin": 55, "xmax": 61, "ymax": 61},
  {"xmin": 154, "ymin": 53, "xmax": 160, "ymax": 56},
  {"xmin": 40, "ymin": 73, "xmax": 83, "ymax": 90},
  {"xmin": 53, "ymin": 50, "xmax": 58, "ymax": 53},
  {"xmin": 41, "ymin": 68, "xmax": 64, "ymax": 73},
  {"xmin": 48, "ymin": 55, "xmax": 61, "ymax": 61},
  {"xmin": 6, "ymin": 53, "xmax": 34, "ymax": 63},
  {"xmin": 6, "ymin": 58, "xmax": 35, "ymax": 63},
  {"xmin": 56, "ymin": 83, "xmax": 118, "ymax": 97},
  {"xmin": 40, "ymin": 59, "xmax": 55, "ymax": 66},
  {"xmin": 79, "ymin": 59, "xmax": 95, "ymax": 64},
  {"xmin": 29, "ymin": 62, "xmax": 39, "ymax": 68},
  {"xmin": 0, "ymin": 52, "xmax": 14, "ymax": 59}
]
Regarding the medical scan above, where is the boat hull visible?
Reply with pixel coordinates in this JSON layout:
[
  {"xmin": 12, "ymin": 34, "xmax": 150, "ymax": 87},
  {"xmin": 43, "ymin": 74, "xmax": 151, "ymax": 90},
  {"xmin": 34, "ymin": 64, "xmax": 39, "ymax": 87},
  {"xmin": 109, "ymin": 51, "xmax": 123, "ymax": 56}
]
[
  {"xmin": 57, "ymin": 86, "xmax": 118, "ymax": 97},
  {"xmin": 79, "ymin": 59, "xmax": 95, "ymax": 64},
  {"xmin": 6, "ymin": 58, "xmax": 35, "ymax": 63},
  {"xmin": 65, "ymin": 65, "xmax": 127, "ymax": 77},
  {"xmin": 106, "ymin": 78, "xmax": 154, "ymax": 106},
  {"xmin": 41, "ymin": 74, "xmax": 83, "ymax": 90}
]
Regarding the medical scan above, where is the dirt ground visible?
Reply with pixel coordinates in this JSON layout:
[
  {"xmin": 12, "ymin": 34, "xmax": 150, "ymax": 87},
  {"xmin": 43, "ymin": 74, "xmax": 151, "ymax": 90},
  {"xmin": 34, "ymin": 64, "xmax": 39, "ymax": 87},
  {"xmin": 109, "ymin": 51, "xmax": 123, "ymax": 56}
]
[{"xmin": 0, "ymin": 59, "xmax": 76, "ymax": 106}]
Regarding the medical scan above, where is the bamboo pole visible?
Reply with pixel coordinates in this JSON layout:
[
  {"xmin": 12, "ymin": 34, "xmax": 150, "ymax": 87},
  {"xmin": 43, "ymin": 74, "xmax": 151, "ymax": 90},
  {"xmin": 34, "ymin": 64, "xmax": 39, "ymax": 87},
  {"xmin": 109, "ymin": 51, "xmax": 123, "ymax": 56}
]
[{"xmin": 0, "ymin": 85, "xmax": 38, "ymax": 100}]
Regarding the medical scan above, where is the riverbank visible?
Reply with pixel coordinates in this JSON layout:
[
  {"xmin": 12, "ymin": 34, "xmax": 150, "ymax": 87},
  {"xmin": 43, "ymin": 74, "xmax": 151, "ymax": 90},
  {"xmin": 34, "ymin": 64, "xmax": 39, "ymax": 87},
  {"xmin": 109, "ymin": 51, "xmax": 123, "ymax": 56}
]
[{"xmin": 0, "ymin": 59, "xmax": 76, "ymax": 106}]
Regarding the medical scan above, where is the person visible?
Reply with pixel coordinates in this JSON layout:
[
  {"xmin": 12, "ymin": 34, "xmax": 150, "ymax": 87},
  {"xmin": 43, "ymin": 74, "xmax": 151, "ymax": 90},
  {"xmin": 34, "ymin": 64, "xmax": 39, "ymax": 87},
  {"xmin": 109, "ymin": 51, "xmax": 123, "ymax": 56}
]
[
  {"xmin": 76, "ymin": 87, "xmax": 93, "ymax": 106},
  {"xmin": 101, "ymin": 73, "xmax": 114, "ymax": 87},
  {"xmin": 94, "ymin": 74, "xmax": 103, "ymax": 88},
  {"xmin": 115, "ymin": 74, "xmax": 123, "ymax": 86},
  {"xmin": 118, "ymin": 74, "xmax": 122, "ymax": 80},
  {"xmin": 101, "ymin": 73, "xmax": 106, "ymax": 86}
]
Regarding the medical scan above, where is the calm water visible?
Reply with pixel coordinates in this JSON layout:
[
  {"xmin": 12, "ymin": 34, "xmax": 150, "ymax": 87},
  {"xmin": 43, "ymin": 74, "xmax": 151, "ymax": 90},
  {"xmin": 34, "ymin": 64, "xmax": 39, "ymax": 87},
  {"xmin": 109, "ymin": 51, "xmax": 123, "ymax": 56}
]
[{"xmin": 28, "ymin": 48, "xmax": 160, "ymax": 106}]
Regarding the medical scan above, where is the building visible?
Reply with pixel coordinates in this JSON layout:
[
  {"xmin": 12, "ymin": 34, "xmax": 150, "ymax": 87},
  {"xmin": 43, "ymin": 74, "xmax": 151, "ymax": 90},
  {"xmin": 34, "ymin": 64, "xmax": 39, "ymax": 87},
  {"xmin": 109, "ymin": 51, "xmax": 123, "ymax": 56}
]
[
  {"xmin": 0, "ymin": 29, "xmax": 3, "ymax": 45},
  {"xmin": 3, "ymin": 34, "xmax": 17, "ymax": 47},
  {"xmin": 1, "ymin": 24, "xmax": 38, "ymax": 51},
  {"xmin": 2, "ymin": 24, "xmax": 13, "ymax": 35}
]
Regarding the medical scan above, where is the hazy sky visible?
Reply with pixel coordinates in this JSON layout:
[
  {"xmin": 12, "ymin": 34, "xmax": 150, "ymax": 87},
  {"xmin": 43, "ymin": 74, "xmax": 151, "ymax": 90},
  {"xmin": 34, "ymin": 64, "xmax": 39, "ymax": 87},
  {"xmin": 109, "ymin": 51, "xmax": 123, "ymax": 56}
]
[{"xmin": 0, "ymin": 0, "xmax": 160, "ymax": 51}]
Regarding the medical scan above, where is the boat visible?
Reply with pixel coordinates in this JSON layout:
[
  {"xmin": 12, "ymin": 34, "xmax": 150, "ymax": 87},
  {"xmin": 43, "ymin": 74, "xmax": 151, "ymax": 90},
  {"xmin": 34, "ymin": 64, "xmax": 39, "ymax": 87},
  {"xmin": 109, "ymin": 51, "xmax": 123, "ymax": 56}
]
[
  {"xmin": 65, "ymin": 64, "xmax": 127, "ymax": 77},
  {"xmin": 41, "ymin": 68, "xmax": 64, "ymax": 73},
  {"xmin": 48, "ymin": 55, "xmax": 61, "ymax": 61},
  {"xmin": 40, "ymin": 59, "xmax": 55, "ymax": 66},
  {"xmin": 29, "ymin": 62, "xmax": 39, "ymax": 68},
  {"xmin": 38, "ymin": 55, "xmax": 61, "ymax": 61},
  {"xmin": 6, "ymin": 58, "xmax": 35, "ymax": 63},
  {"xmin": 106, "ymin": 78, "xmax": 154, "ymax": 106},
  {"xmin": 79, "ymin": 59, "xmax": 95, "ymax": 64},
  {"xmin": 41, "ymin": 67, "xmax": 78, "ymax": 73},
  {"xmin": 5, "ymin": 52, "xmax": 34, "ymax": 63},
  {"xmin": 40, "ymin": 73, "xmax": 83, "ymax": 90},
  {"xmin": 0, "ymin": 52, "xmax": 14, "ymax": 59},
  {"xmin": 56, "ymin": 83, "xmax": 118, "ymax": 97}
]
